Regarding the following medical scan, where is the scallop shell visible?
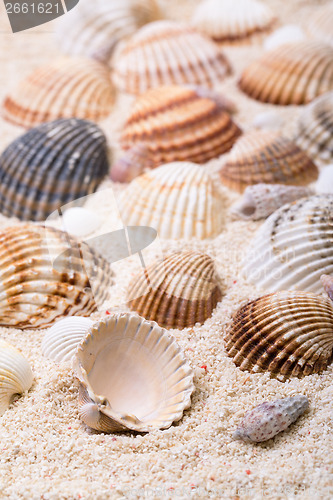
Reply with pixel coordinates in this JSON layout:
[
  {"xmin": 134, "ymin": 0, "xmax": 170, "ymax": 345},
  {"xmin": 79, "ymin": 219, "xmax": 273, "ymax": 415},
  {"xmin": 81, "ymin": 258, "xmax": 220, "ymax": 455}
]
[
  {"xmin": 242, "ymin": 195, "xmax": 333, "ymax": 293},
  {"xmin": 263, "ymin": 25, "xmax": 306, "ymax": 51},
  {"xmin": 225, "ymin": 290, "xmax": 333, "ymax": 380},
  {"xmin": 113, "ymin": 21, "xmax": 231, "ymax": 95},
  {"xmin": 128, "ymin": 251, "xmax": 223, "ymax": 329},
  {"xmin": 315, "ymin": 165, "xmax": 333, "ymax": 194},
  {"xmin": 220, "ymin": 131, "xmax": 318, "ymax": 193},
  {"xmin": 0, "ymin": 119, "xmax": 109, "ymax": 221},
  {"xmin": 0, "ymin": 340, "xmax": 33, "ymax": 416},
  {"xmin": 239, "ymin": 41, "xmax": 333, "ymax": 105},
  {"xmin": 73, "ymin": 313, "xmax": 194, "ymax": 432},
  {"xmin": 307, "ymin": 4, "xmax": 333, "ymax": 47},
  {"xmin": 119, "ymin": 162, "xmax": 225, "ymax": 240},
  {"xmin": 0, "ymin": 224, "xmax": 112, "ymax": 329},
  {"xmin": 2, "ymin": 57, "xmax": 115, "ymax": 128}
]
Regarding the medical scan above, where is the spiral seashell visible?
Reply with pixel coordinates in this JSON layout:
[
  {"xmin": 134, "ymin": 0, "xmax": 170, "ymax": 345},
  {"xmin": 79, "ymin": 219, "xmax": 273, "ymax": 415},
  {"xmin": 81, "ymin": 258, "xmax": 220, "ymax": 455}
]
[
  {"xmin": 307, "ymin": 3, "xmax": 333, "ymax": 47},
  {"xmin": 128, "ymin": 251, "xmax": 223, "ymax": 329},
  {"xmin": 220, "ymin": 131, "xmax": 318, "ymax": 193},
  {"xmin": 113, "ymin": 21, "xmax": 231, "ymax": 95},
  {"xmin": 263, "ymin": 25, "xmax": 306, "ymax": 51},
  {"xmin": 2, "ymin": 57, "xmax": 115, "ymax": 128},
  {"xmin": 73, "ymin": 313, "xmax": 194, "ymax": 432},
  {"xmin": 239, "ymin": 41, "xmax": 333, "ymax": 105}
]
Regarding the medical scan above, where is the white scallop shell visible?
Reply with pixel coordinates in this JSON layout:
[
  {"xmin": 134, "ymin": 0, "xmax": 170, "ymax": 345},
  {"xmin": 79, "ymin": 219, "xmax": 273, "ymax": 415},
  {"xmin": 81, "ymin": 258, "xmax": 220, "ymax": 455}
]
[
  {"xmin": 315, "ymin": 165, "xmax": 333, "ymax": 194},
  {"xmin": 62, "ymin": 207, "xmax": 102, "ymax": 238},
  {"xmin": 263, "ymin": 25, "xmax": 306, "ymax": 51}
]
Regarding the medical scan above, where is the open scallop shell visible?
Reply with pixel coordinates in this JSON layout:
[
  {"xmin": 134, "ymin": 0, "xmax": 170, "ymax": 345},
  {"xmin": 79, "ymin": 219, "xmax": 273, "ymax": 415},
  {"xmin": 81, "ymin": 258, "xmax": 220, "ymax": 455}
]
[
  {"xmin": 307, "ymin": 4, "xmax": 333, "ymax": 47},
  {"xmin": 239, "ymin": 41, "xmax": 333, "ymax": 105},
  {"xmin": 73, "ymin": 313, "xmax": 194, "ymax": 432},
  {"xmin": 128, "ymin": 251, "xmax": 223, "ymax": 329}
]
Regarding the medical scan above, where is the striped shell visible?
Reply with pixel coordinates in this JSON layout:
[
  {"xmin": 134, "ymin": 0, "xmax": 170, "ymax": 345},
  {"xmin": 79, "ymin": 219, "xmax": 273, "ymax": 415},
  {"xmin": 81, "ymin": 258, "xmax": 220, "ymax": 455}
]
[
  {"xmin": 242, "ymin": 195, "xmax": 333, "ymax": 293},
  {"xmin": 0, "ymin": 119, "xmax": 109, "ymax": 221},
  {"xmin": 308, "ymin": 4, "xmax": 333, "ymax": 47},
  {"xmin": 2, "ymin": 57, "xmax": 115, "ymax": 128},
  {"xmin": 239, "ymin": 41, "xmax": 333, "ymax": 105},
  {"xmin": 73, "ymin": 313, "xmax": 194, "ymax": 432},
  {"xmin": 220, "ymin": 131, "xmax": 318, "ymax": 193},
  {"xmin": 119, "ymin": 162, "xmax": 225, "ymax": 240},
  {"xmin": 128, "ymin": 251, "xmax": 223, "ymax": 329},
  {"xmin": 0, "ymin": 224, "xmax": 112, "ymax": 329},
  {"xmin": 113, "ymin": 21, "xmax": 231, "ymax": 95},
  {"xmin": 225, "ymin": 290, "xmax": 333, "ymax": 380}
]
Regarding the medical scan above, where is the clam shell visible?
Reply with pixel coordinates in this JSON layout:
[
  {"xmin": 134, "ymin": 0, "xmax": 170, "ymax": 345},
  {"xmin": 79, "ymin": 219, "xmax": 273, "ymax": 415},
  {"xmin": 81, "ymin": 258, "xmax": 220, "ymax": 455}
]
[
  {"xmin": 73, "ymin": 313, "xmax": 194, "ymax": 432},
  {"xmin": 128, "ymin": 251, "xmax": 223, "ymax": 329},
  {"xmin": 2, "ymin": 57, "xmax": 115, "ymax": 128},
  {"xmin": 0, "ymin": 340, "xmax": 33, "ymax": 416},
  {"xmin": 315, "ymin": 165, "xmax": 333, "ymax": 194},
  {"xmin": 118, "ymin": 162, "xmax": 225, "ymax": 240},
  {"xmin": 0, "ymin": 224, "xmax": 113, "ymax": 329},
  {"xmin": 0, "ymin": 119, "xmax": 109, "ymax": 221},
  {"xmin": 220, "ymin": 131, "xmax": 318, "ymax": 193},
  {"xmin": 242, "ymin": 195, "xmax": 333, "ymax": 293},
  {"xmin": 263, "ymin": 25, "xmax": 306, "ymax": 51},
  {"xmin": 225, "ymin": 290, "xmax": 333, "ymax": 380},
  {"xmin": 308, "ymin": 4, "xmax": 333, "ymax": 47},
  {"xmin": 113, "ymin": 21, "xmax": 231, "ymax": 94},
  {"xmin": 239, "ymin": 41, "xmax": 333, "ymax": 105}
]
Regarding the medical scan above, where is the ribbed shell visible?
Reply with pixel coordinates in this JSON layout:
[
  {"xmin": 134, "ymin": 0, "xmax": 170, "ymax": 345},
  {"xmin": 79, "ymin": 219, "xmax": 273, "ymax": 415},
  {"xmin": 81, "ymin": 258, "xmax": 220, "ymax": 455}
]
[
  {"xmin": 128, "ymin": 251, "xmax": 222, "ymax": 328},
  {"xmin": 0, "ymin": 119, "xmax": 109, "ymax": 221},
  {"xmin": 225, "ymin": 291, "xmax": 333, "ymax": 380},
  {"xmin": 220, "ymin": 131, "xmax": 318, "ymax": 193},
  {"xmin": 2, "ymin": 57, "xmax": 115, "ymax": 128},
  {"xmin": 242, "ymin": 195, "xmax": 333, "ymax": 293},
  {"xmin": 73, "ymin": 313, "xmax": 194, "ymax": 432},
  {"xmin": 239, "ymin": 41, "xmax": 333, "ymax": 105},
  {"xmin": 0, "ymin": 224, "xmax": 113, "ymax": 329},
  {"xmin": 118, "ymin": 162, "xmax": 225, "ymax": 240},
  {"xmin": 308, "ymin": 4, "xmax": 333, "ymax": 47},
  {"xmin": 113, "ymin": 21, "xmax": 231, "ymax": 94}
]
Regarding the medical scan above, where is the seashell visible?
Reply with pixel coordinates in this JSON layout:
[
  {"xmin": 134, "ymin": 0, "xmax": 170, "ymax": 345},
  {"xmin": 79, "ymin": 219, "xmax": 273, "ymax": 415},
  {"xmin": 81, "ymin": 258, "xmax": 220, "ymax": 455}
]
[
  {"xmin": 128, "ymin": 251, "xmax": 223, "ymax": 329},
  {"xmin": 239, "ymin": 41, "xmax": 333, "ymax": 105},
  {"xmin": 263, "ymin": 25, "xmax": 306, "ymax": 51},
  {"xmin": 113, "ymin": 21, "xmax": 231, "ymax": 95},
  {"xmin": 220, "ymin": 131, "xmax": 318, "ymax": 193},
  {"xmin": 242, "ymin": 195, "xmax": 333, "ymax": 293},
  {"xmin": 321, "ymin": 274, "xmax": 333, "ymax": 302},
  {"xmin": 73, "ymin": 313, "xmax": 194, "ymax": 432},
  {"xmin": 111, "ymin": 85, "xmax": 242, "ymax": 182},
  {"xmin": 307, "ymin": 4, "xmax": 333, "ymax": 47},
  {"xmin": 251, "ymin": 110, "xmax": 285, "ymax": 131},
  {"xmin": 42, "ymin": 317, "xmax": 94, "ymax": 363},
  {"xmin": 192, "ymin": 0, "xmax": 276, "ymax": 44},
  {"xmin": 119, "ymin": 162, "xmax": 225, "ymax": 239},
  {"xmin": 232, "ymin": 395, "xmax": 309, "ymax": 443},
  {"xmin": 225, "ymin": 290, "xmax": 333, "ymax": 380},
  {"xmin": 315, "ymin": 165, "xmax": 333, "ymax": 194},
  {"xmin": 0, "ymin": 224, "xmax": 112, "ymax": 329},
  {"xmin": 0, "ymin": 119, "xmax": 109, "ymax": 221},
  {"xmin": 62, "ymin": 207, "xmax": 102, "ymax": 238},
  {"xmin": 0, "ymin": 340, "xmax": 33, "ymax": 416},
  {"xmin": 2, "ymin": 57, "xmax": 115, "ymax": 128}
]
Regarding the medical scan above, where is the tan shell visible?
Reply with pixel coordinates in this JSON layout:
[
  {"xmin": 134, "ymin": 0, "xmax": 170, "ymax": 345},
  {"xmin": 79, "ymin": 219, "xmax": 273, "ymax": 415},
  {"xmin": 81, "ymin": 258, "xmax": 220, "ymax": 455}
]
[
  {"xmin": 220, "ymin": 131, "xmax": 318, "ymax": 193},
  {"xmin": 239, "ymin": 41, "xmax": 333, "ymax": 105},
  {"xmin": 73, "ymin": 313, "xmax": 194, "ymax": 432},
  {"xmin": 307, "ymin": 4, "xmax": 333, "ymax": 47},
  {"xmin": 2, "ymin": 58, "xmax": 115, "ymax": 128},
  {"xmin": 128, "ymin": 251, "xmax": 223, "ymax": 329},
  {"xmin": 113, "ymin": 21, "xmax": 231, "ymax": 95}
]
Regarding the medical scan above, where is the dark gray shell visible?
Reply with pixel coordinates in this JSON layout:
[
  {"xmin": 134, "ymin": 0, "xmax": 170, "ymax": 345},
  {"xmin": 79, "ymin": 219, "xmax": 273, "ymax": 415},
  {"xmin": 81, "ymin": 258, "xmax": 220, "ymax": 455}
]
[{"xmin": 0, "ymin": 119, "xmax": 109, "ymax": 221}]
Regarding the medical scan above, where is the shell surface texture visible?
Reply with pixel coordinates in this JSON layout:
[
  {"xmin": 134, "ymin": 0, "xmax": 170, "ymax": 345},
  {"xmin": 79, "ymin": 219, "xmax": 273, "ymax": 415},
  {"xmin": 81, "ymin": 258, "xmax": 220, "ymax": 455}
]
[
  {"xmin": 307, "ymin": 3, "xmax": 333, "ymax": 47},
  {"xmin": 233, "ymin": 395, "xmax": 309, "ymax": 443},
  {"xmin": 73, "ymin": 313, "xmax": 194, "ymax": 432},
  {"xmin": 128, "ymin": 251, "xmax": 223, "ymax": 329}
]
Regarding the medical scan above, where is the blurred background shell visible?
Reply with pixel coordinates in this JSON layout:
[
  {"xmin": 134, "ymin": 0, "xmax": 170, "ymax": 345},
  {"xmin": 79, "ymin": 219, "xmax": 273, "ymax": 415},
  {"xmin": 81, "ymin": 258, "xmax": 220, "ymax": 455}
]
[
  {"xmin": 315, "ymin": 165, "xmax": 333, "ymax": 194},
  {"xmin": 242, "ymin": 194, "xmax": 333, "ymax": 292},
  {"xmin": 0, "ymin": 119, "xmax": 109, "ymax": 221},
  {"xmin": 128, "ymin": 251, "xmax": 223, "ymax": 329},
  {"xmin": 307, "ymin": 3, "xmax": 333, "ymax": 47},
  {"xmin": 239, "ymin": 41, "xmax": 333, "ymax": 105},
  {"xmin": 263, "ymin": 25, "xmax": 306, "ymax": 51},
  {"xmin": 2, "ymin": 58, "xmax": 115, "ymax": 128},
  {"xmin": 112, "ymin": 21, "xmax": 231, "ymax": 95},
  {"xmin": 0, "ymin": 224, "xmax": 112, "ymax": 329}
]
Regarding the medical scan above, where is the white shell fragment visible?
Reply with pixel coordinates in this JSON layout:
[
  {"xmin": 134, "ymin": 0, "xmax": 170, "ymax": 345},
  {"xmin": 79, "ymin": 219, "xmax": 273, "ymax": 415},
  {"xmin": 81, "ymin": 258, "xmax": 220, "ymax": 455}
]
[
  {"xmin": 62, "ymin": 207, "xmax": 102, "ymax": 238},
  {"xmin": 252, "ymin": 111, "xmax": 285, "ymax": 131},
  {"xmin": 315, "ymin": 165, "xmax": 333, "ymax": 194},
  {"xmin": 263, "ymin": 25, "xmax": 306, "ymax": 51}
]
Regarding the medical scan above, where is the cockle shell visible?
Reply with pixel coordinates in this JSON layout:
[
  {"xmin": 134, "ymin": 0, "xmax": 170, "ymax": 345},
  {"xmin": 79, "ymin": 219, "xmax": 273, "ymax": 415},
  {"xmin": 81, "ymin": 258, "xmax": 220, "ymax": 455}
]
[
  {"xmin": 0, "ymin": 224, "xmax": 112, "ymax": 329},
  {"xmin": 315, "ymin": 165, "xmax": 333, "ymax": 194},
  {"xmin": 2, "ymin": 57, "xmax": 115, "ymax": 128},
  {"xmin": 239, "ymin": 41, "xmax": 333, "ymax": 105},
  {"xmin": 263, "ymin": 25, "xmax": 306, "ymax": 51},
  {"xmin": 220, "ymin": 131, "xmax": 318, "ymax": 193},
  {"xmin": 242, "ymin": 195, "xmax": 333, "ymax": 292},
  {"xmin": 307, "ymin": 4, "xmax": 333, "ymax": 47},
  {"xmin": 118, "ymin": 162, "xmax": 225, "ymax": 240},
  {"xmin": 113, "ymin": 21, "xmax": 231, "ymax": 95},
  {"xmin": 0, "ymin": 119, "xmax": 109, "ymax": 221},
  {"xmin": 233, "ymin": 395, "xmax": 309, "ymax": 443},
  {"xmin": 73, "ymin": 313, "xmax": 194, "ymax": 432},
  {"xmin": 128, "ymin": 251, "xmax": 223, "ymax": 329},
  {"xmin": 0, "ymin": 340, "xmax": 33, "ymax": 416}
]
